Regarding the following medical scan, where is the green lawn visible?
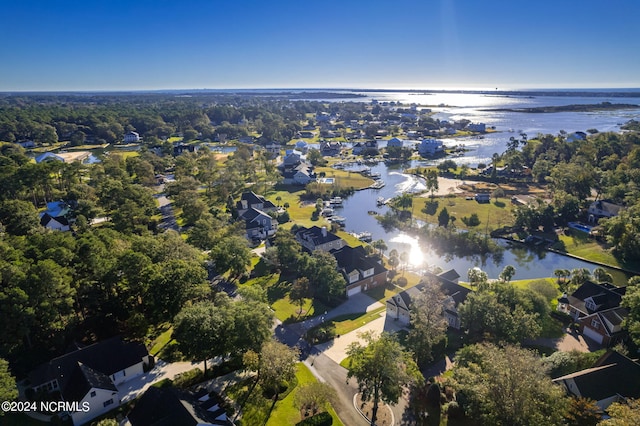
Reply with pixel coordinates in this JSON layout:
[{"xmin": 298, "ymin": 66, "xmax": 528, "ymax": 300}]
[
  {"xmin": 229, "ymin": 363, "xmax": 344, "ymax": 426},
  {"xmin": 413, "ymin": 195, "xmax": 514, "ymax": 232},
  {"xmin": 328, "ymin": 306, "xmax": 386, "ymax": 336},
  {"xmin": 266, "ymin": 364, "xmax": 344, "ymax": 426},
  {"xmin": 149, "ymin": 326, "xmax": 173, "ymax": 356}
]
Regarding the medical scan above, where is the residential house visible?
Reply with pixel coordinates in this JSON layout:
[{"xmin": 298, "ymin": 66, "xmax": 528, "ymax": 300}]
[
  {"xmin": 281, "ymin": 149, "xmax": 304, "ymax": 167},
  {"xmin": 331, "ymin": 245, "xmax": 388, "ymax": 297},
  {"xmin": 466, "ymin": 122, "xmax": 486, "ymax": 132},
  {"xmin": 125, "ymin": 386, "xmax": 230, "ymax": 426},
  {"xmin": 295, "ymin": 226, "xmax": 346, "ymax": 253},
  {"xmin": 474, "ymin": 193, "xmax": 491, "ymax": 203},
  {"xmin": 281, "ymin": 163, "xmax": 316, "ymax": 185},
  {"xmin": 124, "ymin": 131, "xmax": 140, "ymax": 143},
  {"xmin": 298, "ymin": 131, "xmax": 316, "ymax": 139},
  {"xmin": 39, "ymin": 200, "xmax": 72, "ymax": 231},
  {"xmin": 418, "ymin": 138, "xmax": 445, "ymax": 156},
  {"xmin": 579, "ymin": 306, "xmax": 628, "ymax": 347},
  {"xmin": 295, "ymin": 140, "xmax": 309, "ymax": 153},
  {"xmin": 18, "ymin": 140, "xmax": 36, "ymax": 148},
  {"xmin": 35, "ymin": 151, "xmax": 91, "ymax": 164},
  {"xmin": 173, "ymin": 144, "xmax": 199, "ymax": 156},
  {"xmin": 264, "ymin": 143, "xmax": 281, "ymax": 158},
  {"xmin": 236, "ymin": 192, "xmax": 277, "ymax": 241},
  {"xmin": 566, "ymin": 131, "xmax": 588, "ymax": 142},
  {"xmin": 238, "ymin": 136, "xmax": 254, "ymax": 144},
  {"xmin": 352, "ymin": 140, "xmax": 378, "ymax": 155},
  {"xmin": 320, "ymin": 141, "xmax": 342, "ymax": 157},
  {"xmin": 557, "ymin": 281, "xmax": 627, "ymax": 346},
  {"xmin": 587, "ymin": 200, "xmax": 624, "ymax": 223},
  {"xmin": 386, "ymin": 137, "xmax": 404, "ymax": 148},
  {"xmin": 553, "ymin": 350, "xmax": 640, "ymax": 411},
  {"xmin": 26, "ymin": 336, "xmax": 150, "ymax": 426},
  {"xmin": 386, "ymin": 269, "xmax": 469, "ymax": 329}
]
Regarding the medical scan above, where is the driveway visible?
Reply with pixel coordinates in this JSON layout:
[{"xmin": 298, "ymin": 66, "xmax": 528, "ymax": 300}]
[
  {"xmin": 119, "ymin": 359, "xmax": 204, "ymax": 403},
  {"xmin": 525, "ymin": 327, "xmax": 601, "ymax": 353},
  {"xmin": 315, "ymin": 314, "xmax": 405, "ymax": 364}
]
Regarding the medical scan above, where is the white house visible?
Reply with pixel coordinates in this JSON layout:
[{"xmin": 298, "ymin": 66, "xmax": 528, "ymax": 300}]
[
  {"xmin": 27, "ymin": 337, "xmax": 150, "ymax": 426},
  {"xmin": 587, "ymin": 200, "xmax": 623, "ymax": 223},
  {"xmin": 39, "ymin": 201, "xmax": 72, "ymax": 231},
  {"xmin": 124, "ymin": 131, "xmax": 141, "ymax": 143},
  {"xmin": 418, "ymin": 138, "xmax": 445, "ymax": 156}
]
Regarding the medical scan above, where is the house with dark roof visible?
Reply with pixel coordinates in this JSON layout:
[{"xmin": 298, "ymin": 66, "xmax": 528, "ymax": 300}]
[
  {"xmin": 553, "ymin": 350, "xmax": 640, "ymax": 411},
  {"xmin": 561, "ymin": 281, "xmax": 626, "ymax": 319},
  {"xmin": 235, "ymin": 192, "xmax": 278, "ymax": 241},
  {"xmin": 39, "ymin": 200, "xmax": 72, "ymax": 231},
  {"xmin": 386, "ymin": 269, "xmax": 470, "ymax": 329},
  {"xmin": 330, "ymin": 245, "xmax": 388, "ymax": 297},
  {"xmin": 26, "ymin": 336, "xmax": 150, "ymax": 426},
  {"xmin": 319, "ymin": 141, "xmax": 342, "ymax": 157},
  {"xmin": 294, "ymin": 226, "xmax": 346, "ymax": 253},
  {"xmin": 236, "ymin": 191, "xmax": 276, "ymax": 217},
  {"xmin": 125, "ymin": 386, "xmax": 230, "ymax": 426},
  {"xmin": 558, "ymin": 281, "xmax": 627, "ymax": 346}
]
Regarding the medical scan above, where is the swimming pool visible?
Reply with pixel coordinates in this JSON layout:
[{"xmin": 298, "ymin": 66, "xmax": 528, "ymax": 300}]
[{"xmin": 568, "ymin": 222, "xmax": 593, "ymax": 233}]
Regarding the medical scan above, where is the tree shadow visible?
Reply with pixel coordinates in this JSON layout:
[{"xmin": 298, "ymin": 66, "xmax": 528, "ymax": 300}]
[{"xmin": 493, "ymin": 200, "xmax": 506, "ymax": 208}]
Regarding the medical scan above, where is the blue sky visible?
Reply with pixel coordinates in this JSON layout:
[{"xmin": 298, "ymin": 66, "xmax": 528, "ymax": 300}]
[{"xmin": 1, "ymin": 0, "xmax": 639, "ymax": 91}]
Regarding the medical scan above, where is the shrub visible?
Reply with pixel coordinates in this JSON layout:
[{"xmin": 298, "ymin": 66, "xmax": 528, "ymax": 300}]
[
  {"xmin": 173, "ymin": 368, "xmax": 204, "ymax": 388},
  {"xmin": 296, "ymin": 411, "xmax": 333, "ymax": 426},
  {"xmin": 461, "ymin": 213, "xmax": 481, "ymax": 227},
  {"xmin": 396, "ymin": 276, "xmax": 408, "ymax": 287},
  {"xmin": 306, "ymin": 322, "xmax": 337, "ymax": 344}
]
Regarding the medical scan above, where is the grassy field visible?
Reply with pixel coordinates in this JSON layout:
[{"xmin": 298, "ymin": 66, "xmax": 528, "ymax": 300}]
[
  {"xmin": 412, "ymin": 195, "xmax": 514, "ymax": 232},
  {"xmin": 266, "ymin": 364, "xmax": 344, "ymax": 426},
  {"xmin": 229, "ymin": 363, "xmax": 344, "ymax": 426}
]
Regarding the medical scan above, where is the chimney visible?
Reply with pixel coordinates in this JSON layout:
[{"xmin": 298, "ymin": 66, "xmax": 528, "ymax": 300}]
[{"xmin": 321, "ymin": 226, "xmax": 327, "ymax": 237}]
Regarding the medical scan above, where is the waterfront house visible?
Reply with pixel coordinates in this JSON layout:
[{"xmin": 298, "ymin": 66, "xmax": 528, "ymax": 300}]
[
  {"xmin": 331, "ymin": 245, "xmax": 388, "ymax": 297},
  {"xmin": 387, "ymin": 137, "xmax": 403, "ymax": 148},
  {"xmin": 418, "ymin": 138, "xmax": 445, "ymax": 156},
  {"xmin": 386, "ymin": 269, "xmax": 469, "ymax": 329},
  {"xmin": 587, "ymin": 200, "xmax": 623, "ymax": 223},
  {"xmin": 320, "ymin": 141, "xmax": 342, "ymax": 157},
  {"xmin": 466, "ymin": 122, "xmax": 486, "ymax": 132},
  {"xmin": 294, "ymin": 226, "xmax": 346, "ymax": 253},
  {"xmin": 553, "ymin": 350, "xmax": 640, "ymax": 411},
  {"xmin": 281, "ymin": 163, "xmax": 316, "ymax": 185},
  {"xmin": 35, "ymin": 151, "xmax": 92, "ymax": 164},
  {"xmin": 264, "ymin": 143, "xmax": 281, "ymax": 158},
  {"xmin": 236, "ymin": 192, "xmax": 277, "ymax": 241},
  {"xmin": 557, "ymin": 281, "xmax": 627, "ymax": 346},
  {"xmin": 123, "ymin": 131, "xmax": 140, "ymax": 143},
  {"xmin": 26, "ymin": 336, "xmax": 150, "ymax": 426},
  {"xmin": 173, "ymin": 144, "xmax": 198, "ymax": 155}
]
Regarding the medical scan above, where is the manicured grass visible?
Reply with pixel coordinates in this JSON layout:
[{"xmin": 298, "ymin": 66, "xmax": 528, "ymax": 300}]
[
  {"xmin": 265, "ymin": 363, "xmax": 341, "ymax": 426},
  {"xmin": 314, "ymin": 167, "xmax": 375, "ymax": 189},
  {"xmin": 413, "ymin": 195, "xmax": 514, "ymax": 232},
  {"xmin": 229, "ymin": 363, "xmax": 344, "ymax": 426},
  {"xmin": 149, "ymin": 326, "xmax": 173, "ymax": 356},
  {"xmin": 110, "ymin": 150, "xmax": 140, "ymax": 159},
  {"xmin": 329, "ymin": 306, "xmax": 386, "ymax": 336},
  {"xmin": 339, "ymin": 355, "xmax": 352, "ymax": 369}
]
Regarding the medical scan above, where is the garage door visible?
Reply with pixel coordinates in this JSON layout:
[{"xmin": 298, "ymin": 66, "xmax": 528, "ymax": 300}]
[
  {"xmin": 347, "ymin": 286, "xmax": 361, "ymax": 297},
  {"xmin": 583, "ymin": 326, "xmax": 604, "ymax": 344}
]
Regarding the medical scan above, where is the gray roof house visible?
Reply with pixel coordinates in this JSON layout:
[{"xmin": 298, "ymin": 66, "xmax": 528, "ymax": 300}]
[
  {"xmin": 554, "ymin": 350, "xmax": 640, "ymax": 411},
  {"xmin": 27, "ymin": 336, "xmax": 150, "ymax": 426},
  {"xmin": 386, "ymin": 269, "xmax": 469, "ymax": 329}
]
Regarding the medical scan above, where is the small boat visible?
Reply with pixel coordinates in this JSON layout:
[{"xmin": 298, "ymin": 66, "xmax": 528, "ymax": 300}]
[
  {"xmin": 371, "ymin": 180, "xmax": 386, "ymax": 189},
  {"xmin": 368, "ymin": 210, "xmax": 378, "ymax": 215},
  {"xmin": 329, "ymin": 197, "xmax": 343, "ymax": 205},
  {"xmin": 356, "ymin": 232, "xmax": 372, "ymax": 242},
  {"xmin": 329, "ymin": 215, "xmax": 346, "ymax": 225},
  {"xmin": 370, "ymin": 171, "xmax": 382, "ymax": 179},
  {"xmin": 376, "ymin": 197, "xmax": 385, "ymax": 206},
  {"xmin": 321, "ymin": 208, "xmax": 334, "ymax": 217}
]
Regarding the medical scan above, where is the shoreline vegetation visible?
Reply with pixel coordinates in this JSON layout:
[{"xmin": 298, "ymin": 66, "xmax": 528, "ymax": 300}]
[{"xmin": 483, "ymin": 102, "xmax": 639, "ymax": 113}]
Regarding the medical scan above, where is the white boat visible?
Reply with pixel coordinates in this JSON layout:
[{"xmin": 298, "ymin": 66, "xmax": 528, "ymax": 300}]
[
  {"xmin": 356, "ymin": 232, "xmax": 372, "ymax": 242},
  {"xmin": 376, "ymin": 196, "xmax": 385, "ymax": 206},
  {"xmin": 329, "ymin": 215, "xmax": 346, "ymax": 225},
  {"xmin": 329, "ymin": 197, "xmax": 343, "ymax": 205},
  {"xmin": 371, "ymin": 180, "xmax": 386, "ymax": 189}
]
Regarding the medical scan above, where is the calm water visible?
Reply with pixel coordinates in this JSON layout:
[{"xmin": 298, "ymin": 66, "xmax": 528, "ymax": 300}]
[
  {"xmin": 336, "ymin": 161, "xmax": 617, "ymax": 280},
  {"xmin": 333, "ymin": 91, "xmax": 640, "ymax": 166}
]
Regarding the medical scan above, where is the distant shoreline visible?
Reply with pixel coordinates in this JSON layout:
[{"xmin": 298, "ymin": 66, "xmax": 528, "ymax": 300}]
[
  {"xmin": 2, "ymin": 88, "xmax": 640, "ymax": 98},
  {"xmin": 481, "ymin": 102, "xmax": 640, "ymax": 113}
]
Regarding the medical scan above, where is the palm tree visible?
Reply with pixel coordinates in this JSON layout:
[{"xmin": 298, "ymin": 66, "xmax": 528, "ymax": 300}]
[{"xmin": 399, "ymin": 251, "xmax": 409, "ymax": 276}]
